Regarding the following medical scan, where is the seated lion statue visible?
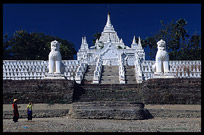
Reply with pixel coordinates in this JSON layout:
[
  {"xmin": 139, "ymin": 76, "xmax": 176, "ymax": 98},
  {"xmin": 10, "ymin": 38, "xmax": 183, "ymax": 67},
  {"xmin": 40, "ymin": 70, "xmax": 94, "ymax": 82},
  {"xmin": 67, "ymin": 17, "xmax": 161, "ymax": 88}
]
[
  {"xmin": 152, "ymin": 39, "xmax": 170, "ymax": 73},
  {"xmin": 48, "ymin": 40, "xmax": 64, "ymax": 74}
]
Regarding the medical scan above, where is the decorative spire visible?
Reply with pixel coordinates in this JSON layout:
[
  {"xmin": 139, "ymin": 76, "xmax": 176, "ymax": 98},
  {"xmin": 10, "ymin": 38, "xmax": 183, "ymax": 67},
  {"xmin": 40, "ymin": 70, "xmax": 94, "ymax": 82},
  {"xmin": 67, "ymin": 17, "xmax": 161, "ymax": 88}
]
[
  {"xmin": 120, "ymin": 38, "xmax": 123, "ymax": 43},
  {"xmin": 106, "ymin": 11, "xmax": 112, "ymax": 27},
  {"xmin": 138, "ymin": 36, "xmax": 142, "ymax": 47},
  {"xmin": 80, "ymin": 36, "xmax": 89, "ymax": 50},
  {"xmin": 84, "ymin": 36, "xmax": 87, "ymax": 44},
  {"xmin": 103, "ymin": 11, "xmax": 115, "ymax": 33},
  {"xmin": 81, "ymin": 37, "xmax": 84, "ymax": 45},
  {"xmin": 131, "ymin": 36, "xmax": 137, "ymax": 48},
  {"xmin": 136, "ymin": 36, "xmax": 145, "ymax": 61},
  {"xmin": 132, "ymin": 36, "xmax": 136, "ymax": 44}
]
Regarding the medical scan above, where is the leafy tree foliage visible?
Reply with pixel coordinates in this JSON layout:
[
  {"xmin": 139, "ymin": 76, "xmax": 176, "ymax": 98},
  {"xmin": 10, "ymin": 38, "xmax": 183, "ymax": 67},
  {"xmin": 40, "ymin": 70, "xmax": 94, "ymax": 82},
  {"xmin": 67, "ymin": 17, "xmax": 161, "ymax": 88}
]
[
  {"xmin": 3, "ymin": 30, "xmax": 77, "ymax": 60},
  {"xmin": 143, "ymin": 19, "xmax": 201, "ymax": 60},
  {"xmin": 92, "ymin": 32, "xmax": 101, "ymax": 45}
]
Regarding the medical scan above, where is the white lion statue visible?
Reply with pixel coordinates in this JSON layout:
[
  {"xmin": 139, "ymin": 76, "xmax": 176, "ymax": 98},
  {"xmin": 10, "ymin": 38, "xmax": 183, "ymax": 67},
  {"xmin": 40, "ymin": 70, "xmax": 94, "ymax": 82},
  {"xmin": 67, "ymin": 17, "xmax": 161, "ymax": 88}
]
[
  {"xmin": 48, "ymin": 40, "xmax": 64, "ymax": 74},
  {"xmin": 152, "ymin": 39, "xmax": 169, "ymax": 73}
]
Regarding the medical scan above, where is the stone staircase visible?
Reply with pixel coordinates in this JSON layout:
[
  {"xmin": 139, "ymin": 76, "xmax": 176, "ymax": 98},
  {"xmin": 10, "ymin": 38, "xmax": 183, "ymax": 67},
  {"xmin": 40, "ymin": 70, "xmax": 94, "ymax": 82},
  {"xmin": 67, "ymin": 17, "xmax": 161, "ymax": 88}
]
[
  {"xmin": 82, "ymin": 65, "xmax": 136, "ymax": 84},
  {"xmin": 75, "ymin": 84, "xmax": 142, "ymax": 102},
  {"xmin": 83, "ymin": 65, "xmax": 95, "ymax": 84},
  {"xmin": 125, "ymin": 66, "xmax": 136, "ymax": 84},
  {"xmin": 100, "ymin": 66, "xmax": 120, "ymax": 84},
  {"xmin": 68, "ymin": 101, "xmax": 152, "ymax": 120}
]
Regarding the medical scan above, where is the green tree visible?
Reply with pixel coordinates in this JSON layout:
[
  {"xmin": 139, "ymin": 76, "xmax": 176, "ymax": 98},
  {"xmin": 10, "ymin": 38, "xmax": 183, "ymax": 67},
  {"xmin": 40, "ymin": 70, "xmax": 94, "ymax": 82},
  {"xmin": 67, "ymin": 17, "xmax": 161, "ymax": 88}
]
[
  {"xmin": 143, "ymin": 18, "xmax": 201, "ymax": 60},
  {"xmin": 92, "ymin": 32, "xmax": 101, "ymax": 45},
  {"xmin": 3, "ymin": 33, "xmax": 12, "ymax": 59},
  {"xmin": 142, "ymin": 37, "xmax": 157, "ymax": 60},
  {"xmin": 3, "ymin": 30, "xmax": 77, "ymax": 60}
]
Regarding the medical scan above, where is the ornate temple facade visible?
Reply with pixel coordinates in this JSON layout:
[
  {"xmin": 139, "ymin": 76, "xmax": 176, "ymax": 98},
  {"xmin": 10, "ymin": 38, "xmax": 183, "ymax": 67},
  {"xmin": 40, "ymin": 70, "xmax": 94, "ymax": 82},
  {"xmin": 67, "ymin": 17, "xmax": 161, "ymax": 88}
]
[
  {"xmin": 3, "ymin": 12, "xmax": 201, "ymax": 84},
  {"xmin": 77, "ymin": 12, "xmax": 145, "ymax": 66}
]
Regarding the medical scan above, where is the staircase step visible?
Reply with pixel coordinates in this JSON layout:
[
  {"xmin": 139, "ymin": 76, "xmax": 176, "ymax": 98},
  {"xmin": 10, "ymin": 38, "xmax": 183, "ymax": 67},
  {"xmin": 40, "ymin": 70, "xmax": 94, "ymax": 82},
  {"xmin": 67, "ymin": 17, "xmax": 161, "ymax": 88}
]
[
  {"xmin": 101, "ymin": 76, "xmax": 119, "ymax": 79},
  {"xmin": 126, "ymin": 81, "xmax": 137, "ymax": 84},
  {"xmin": 126, "ymin": 76, "xmax": 136, "ymax": 79},
  {"xmin": 84, "ymin": 76, "xmax": 93, "ymax": 80},
  {"xmin": 102, "ymin": 73, "xmax": 118, "ymax": 76},
  {"xmin": 100, "ymin": 65, "xmax": 119, "ymax": 84},
  {"xmin": 126, "ymin": 73, "xmax": 135, "ymax": 76},
  {"xmin": 83, "ymin": 65, "xmax": 96, "ymax": 84},
  {"xmin": 125, "ymin": 66, "xmax": 136, "ymax": 84},
  {"xmin": 101, "ymin": 81, "xmax": 120, "ymax": 84}
]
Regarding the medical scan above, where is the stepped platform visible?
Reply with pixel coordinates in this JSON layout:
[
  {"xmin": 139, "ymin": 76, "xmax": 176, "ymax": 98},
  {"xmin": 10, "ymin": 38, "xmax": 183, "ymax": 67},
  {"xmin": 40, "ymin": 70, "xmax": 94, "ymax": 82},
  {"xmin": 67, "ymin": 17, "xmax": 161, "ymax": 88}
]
[
  {"xmin": 76, "ymin": 84, "xmax": 142, "ymax": 102},
  {"xmin": 68, "ymin": 101, "xmax": 152, "ymax": 120}
]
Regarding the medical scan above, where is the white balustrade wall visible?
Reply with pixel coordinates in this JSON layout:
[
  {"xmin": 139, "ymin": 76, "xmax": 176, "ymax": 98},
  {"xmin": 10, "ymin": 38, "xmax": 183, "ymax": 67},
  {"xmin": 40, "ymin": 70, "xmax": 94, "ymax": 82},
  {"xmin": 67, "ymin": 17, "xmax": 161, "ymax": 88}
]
[
  {"xmin": 3, "ymin": 60, "xmax": 201, "ymax": 81},
  {"xmin": 75, "ymin": 62, "xmax": 87, "ymax": 84},
  {"xmin": 3, "ymin": 60, "xmax": 80, "ymax": 80},
  {"xmin": 63, "ymin": 60, "xmax": 80, "ymax": 80},
  {"xmin": 93, "ymin": 57, "xmax": 103, "ymax": 84},
  {"xmin": 118, "ymin": 55, "xmax": 126, "ymax": 84},
  {"xmin": 134, "ymin": 54, "xmax": 144, "ymax": 83},
  {"xmin": 142, "ymin": 60, "xmax": 201, "ymax": 80}
]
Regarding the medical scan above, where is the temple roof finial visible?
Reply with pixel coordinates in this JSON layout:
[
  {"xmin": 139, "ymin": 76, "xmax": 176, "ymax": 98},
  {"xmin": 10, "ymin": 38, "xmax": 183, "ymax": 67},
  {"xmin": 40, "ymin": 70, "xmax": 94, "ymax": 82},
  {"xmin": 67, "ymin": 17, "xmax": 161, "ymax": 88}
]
[
  {"xmin": 106, "ymin": 11, "xmax": 112, "ymax": 27},
  {"xmin": 108, "ymin": 10, "xmax": 110, "ymax": 16}
]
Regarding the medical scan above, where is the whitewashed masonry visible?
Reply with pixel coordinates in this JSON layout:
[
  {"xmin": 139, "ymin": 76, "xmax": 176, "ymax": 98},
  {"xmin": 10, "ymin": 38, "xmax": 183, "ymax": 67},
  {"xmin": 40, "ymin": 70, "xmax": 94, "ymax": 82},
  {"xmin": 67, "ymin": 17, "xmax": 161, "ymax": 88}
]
[{"xmin": 3, "ymin": 12, "xmax": 201, "ymax": 83}]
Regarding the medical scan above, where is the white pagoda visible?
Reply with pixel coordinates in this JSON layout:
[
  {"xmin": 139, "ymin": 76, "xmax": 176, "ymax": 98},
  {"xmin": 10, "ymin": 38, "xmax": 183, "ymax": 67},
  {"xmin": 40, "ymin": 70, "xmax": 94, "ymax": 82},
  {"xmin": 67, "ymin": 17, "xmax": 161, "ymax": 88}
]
[
  {"xmin": 77, "ymin": 12, "xmax": 145, "ymax": 66},
  {"xmin": 3, "ymin": 12, "xmax": 201, "ymax": 84}
]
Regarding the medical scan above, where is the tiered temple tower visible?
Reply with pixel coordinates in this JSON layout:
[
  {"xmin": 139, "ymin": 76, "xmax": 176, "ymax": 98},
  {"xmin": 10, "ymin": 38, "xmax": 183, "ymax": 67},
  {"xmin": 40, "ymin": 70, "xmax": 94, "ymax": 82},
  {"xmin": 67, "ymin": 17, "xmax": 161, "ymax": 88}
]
[{"xmin": 77, "ymin": 12, "xmax": 145, "ymax": 66}]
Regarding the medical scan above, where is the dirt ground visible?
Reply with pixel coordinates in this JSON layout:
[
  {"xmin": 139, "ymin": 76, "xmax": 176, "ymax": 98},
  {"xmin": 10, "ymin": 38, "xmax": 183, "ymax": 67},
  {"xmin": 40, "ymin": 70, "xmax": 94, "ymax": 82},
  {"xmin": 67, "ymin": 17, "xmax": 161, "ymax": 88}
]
[
  {"xmin": 3, "ymin": 117, "xmax": 201, "ymax": 132},
  {"xmin": 3, "ymin": 104, "xmax": 201, "ymax": 132},
  {"xmin": 3, "ymin": 103, "xmax": 201, "ymax": 111}
]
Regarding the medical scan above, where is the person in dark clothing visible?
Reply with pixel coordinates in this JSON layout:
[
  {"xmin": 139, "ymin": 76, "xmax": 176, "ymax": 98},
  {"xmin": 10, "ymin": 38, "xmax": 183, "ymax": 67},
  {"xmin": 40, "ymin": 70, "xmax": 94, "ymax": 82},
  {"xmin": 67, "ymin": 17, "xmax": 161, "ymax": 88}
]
[
  {"xmin": 27, "ymin": 101, "xmax": 33, "ymax": 121},
  {"xmin": 12, "ymin": 99, "xmax": 20, "ymax": 122}
]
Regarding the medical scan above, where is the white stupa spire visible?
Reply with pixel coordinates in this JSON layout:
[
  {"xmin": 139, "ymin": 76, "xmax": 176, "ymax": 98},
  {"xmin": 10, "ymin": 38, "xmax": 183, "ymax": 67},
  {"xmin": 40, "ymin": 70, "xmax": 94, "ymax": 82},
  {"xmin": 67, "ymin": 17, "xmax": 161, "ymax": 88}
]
[
  {"xmin": 106, "ymin": 11, "xmax": 112, "ymax": 27},
  {"xmin": 103, "ymin": 12, "xmax": 115, "ymax": 33},
  {"xmin": 98, "ymin": 12, "xmax": 121, "ymax": 46}
]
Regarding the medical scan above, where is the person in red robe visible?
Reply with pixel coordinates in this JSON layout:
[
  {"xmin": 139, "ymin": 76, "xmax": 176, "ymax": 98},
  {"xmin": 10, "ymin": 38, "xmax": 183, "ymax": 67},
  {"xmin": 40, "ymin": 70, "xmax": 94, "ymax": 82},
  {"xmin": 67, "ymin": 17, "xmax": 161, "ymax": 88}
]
[{"xmin": 12, "ymin": 99, "xmax": 20, "ymax": 122}]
